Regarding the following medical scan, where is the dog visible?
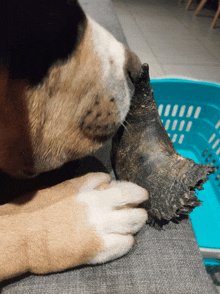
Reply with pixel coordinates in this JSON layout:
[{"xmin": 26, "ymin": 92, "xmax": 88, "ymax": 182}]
[{"xmin": 0, "ymin": 0, "xmax": 148, "ymax": 281}]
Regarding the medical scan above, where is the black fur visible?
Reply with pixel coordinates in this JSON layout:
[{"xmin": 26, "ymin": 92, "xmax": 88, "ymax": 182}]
[{"xmin": 0, "ymin": 0, "xmax": 87, "ymax": 85}]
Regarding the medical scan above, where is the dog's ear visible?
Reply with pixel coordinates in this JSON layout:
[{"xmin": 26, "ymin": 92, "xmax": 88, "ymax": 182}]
[{"xmin": 0, "ymin": 65, "xmax": 36, "ymax": 178}]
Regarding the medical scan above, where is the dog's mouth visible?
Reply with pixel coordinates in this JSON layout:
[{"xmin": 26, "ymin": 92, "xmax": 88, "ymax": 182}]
[
  {"xmin": 80, "ymin": 121, "xmax": 120, "ymax": 143},
  {"xmin": 79, "ymin": 95, "xmax": 123, "ymax": 144}
]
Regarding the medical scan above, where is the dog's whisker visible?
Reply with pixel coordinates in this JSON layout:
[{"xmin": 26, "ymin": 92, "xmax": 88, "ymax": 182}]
[
  {"xmin": 125, "ymin": 119, "xmax": 134, "ymax": 131},
  {"xmin": 121, "ymin": 121, "xmax": 130, "ymax": 135}
]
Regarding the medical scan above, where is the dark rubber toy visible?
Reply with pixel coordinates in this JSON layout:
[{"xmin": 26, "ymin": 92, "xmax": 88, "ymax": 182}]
[{"xmin": 111, "ymin": 64, "xmax": 215, "ymax": 227}]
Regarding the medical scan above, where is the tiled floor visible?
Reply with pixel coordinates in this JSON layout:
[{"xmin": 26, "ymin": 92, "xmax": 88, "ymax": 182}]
[
  {"xmin": 112, "ymin": 0, "xmax": 220, "ymax": 292},
  {"xmin": 112, "ymin": 0, "xmax": 220, "ymax": 84}
]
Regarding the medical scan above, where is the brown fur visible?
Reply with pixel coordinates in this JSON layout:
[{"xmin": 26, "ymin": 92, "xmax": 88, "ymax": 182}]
[
  {"xmin": 0, "ymin": 20, "xmax": 123, "ymax": 178},
  {"xmin": 0, "ymin": 173, "xmax": 108, "ymax": 280},
  {"xmin": 0, "ymin": 65, "xmax": 34, "ymax": 177},
  {"xmin": 0, "ymin": 4, "xmax": 143, "ymax": 282}
]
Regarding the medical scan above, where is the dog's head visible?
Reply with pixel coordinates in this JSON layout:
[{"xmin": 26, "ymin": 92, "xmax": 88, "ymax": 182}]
[{"xmin": 0, "ymin": 0, "xmax": 141, "ymax": 178}]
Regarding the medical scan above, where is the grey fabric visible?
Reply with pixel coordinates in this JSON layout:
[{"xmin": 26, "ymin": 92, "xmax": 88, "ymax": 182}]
[
  {"xmin": 0, "ymin": 218, "xmax": 217, "ymax": 293},
  {"xmin": 0, "ymin": 0, "xmax": 217, "ymax": 293},
  {"xmin": 206, "ymin": 266, "xmax": 220, "ymax": 293}
]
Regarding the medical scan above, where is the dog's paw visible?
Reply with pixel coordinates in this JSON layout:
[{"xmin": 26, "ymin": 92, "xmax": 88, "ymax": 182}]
[
  {"xmin": 76, "ymin": 173, "xmax": 148, "ymax": 264},
  {"xmin": 0, "ymin": 172, "xmax": 148, "ymax": 280}
]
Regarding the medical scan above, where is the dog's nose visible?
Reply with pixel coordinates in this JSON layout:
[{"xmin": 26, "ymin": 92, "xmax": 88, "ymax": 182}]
[{"xmin": 124, "ymin": 49, "xmax": 142, "ymax": 92}]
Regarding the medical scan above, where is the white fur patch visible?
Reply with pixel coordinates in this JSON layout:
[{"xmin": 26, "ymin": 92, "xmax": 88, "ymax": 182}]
[
  {"xmin": 88, "ymin": 17, "xmax": 131, "ymax": 123},
  {"xmin": 76, "ymin": 173, "xmax": 148, "ymax": 264}
]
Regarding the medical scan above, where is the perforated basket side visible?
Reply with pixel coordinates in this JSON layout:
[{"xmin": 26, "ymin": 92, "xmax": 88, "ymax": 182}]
[{"xmin": 151, "ymin": 79, "xmax": 220, "ymax": 195}]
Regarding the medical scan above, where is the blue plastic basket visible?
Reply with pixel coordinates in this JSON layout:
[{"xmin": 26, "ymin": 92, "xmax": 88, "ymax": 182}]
[{"xmin": 151, "ymin": 78, "xmax": 220, "ymax": 266}]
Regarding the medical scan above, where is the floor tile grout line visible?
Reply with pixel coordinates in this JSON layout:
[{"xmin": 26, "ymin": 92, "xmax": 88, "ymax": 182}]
[
  {"xmin": 115, "ymin": 0, "xmax": 220, "ymax": 70},
  {"xmin": 174, "ymin": 17, "xmax": 220, "ymax": 62},
  {"xmin": 148, "ymin": 1, "xmax": 220, "ymax": 64},
  {"xmin": 115, "ymin": 1, "xmax": 165, "ymax": 71},
  {"xmin": 113, "ymin": 0, "xmax": 220, "ymax": 82}
]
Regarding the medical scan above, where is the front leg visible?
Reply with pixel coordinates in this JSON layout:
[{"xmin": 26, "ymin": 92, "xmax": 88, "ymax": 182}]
[{"xmin": 0, "ymin": 172, "xmax": 148, "ymax": 281}]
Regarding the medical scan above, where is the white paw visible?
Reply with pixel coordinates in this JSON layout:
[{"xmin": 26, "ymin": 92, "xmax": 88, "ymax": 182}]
[{"xmin": 76, "ymin": 173, "xmax": 148, "ymax": 264}]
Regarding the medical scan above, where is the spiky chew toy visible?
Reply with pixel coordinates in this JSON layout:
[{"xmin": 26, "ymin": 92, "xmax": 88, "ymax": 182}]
[{"xmin": 111, "ymin": 64, "xmax": 215, "ymax": 227}]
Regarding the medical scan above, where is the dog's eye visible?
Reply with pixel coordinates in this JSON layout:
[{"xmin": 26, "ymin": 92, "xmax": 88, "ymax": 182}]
[{"xmin": 21, "ymin": 169, "xmax": 37, "ymax": 178}]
